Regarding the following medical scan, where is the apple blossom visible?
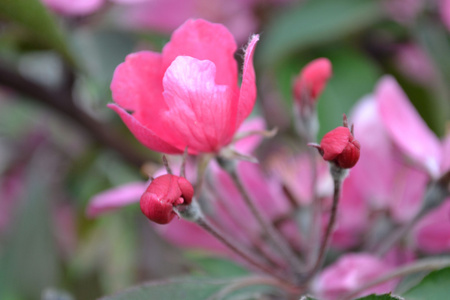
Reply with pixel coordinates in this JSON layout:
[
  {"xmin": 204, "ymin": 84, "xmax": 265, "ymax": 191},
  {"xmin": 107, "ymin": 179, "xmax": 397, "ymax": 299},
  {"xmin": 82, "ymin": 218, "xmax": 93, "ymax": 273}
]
[{"xmin": 109, "ymin": 19, "xmax": 259, "ymax": 155}]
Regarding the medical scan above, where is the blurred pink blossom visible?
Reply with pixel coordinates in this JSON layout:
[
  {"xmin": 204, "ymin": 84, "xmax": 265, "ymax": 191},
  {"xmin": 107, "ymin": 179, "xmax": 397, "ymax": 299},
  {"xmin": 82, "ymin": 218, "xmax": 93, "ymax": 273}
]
[
  {"xmin": 383, "ymin": 0, "xmax": 424, "ymax": 24},
  {"xmin": 109, "ymin": 19, "xmax": 259, "ymax": 154},
  {"xmin": 440, "ymin": 0, "xmax": 450, "ymax": 31},
  {"xmin": 376, "ymin": 76, "xmax": 443, "ymax": 178},
  {"xmin": 41, "ymin": 0, "xmax": 105, "ymax": 16},
  {"xmin": 394, "ymin": 44, "xmax": 436, "ymax": 85},
  {"xmin": 313, "ymin": 253, "xmax": 397, "ymax": 300},
  {"xmin": 119, "ymin": 0, "xmax": 258, "ymax": 43},
  {"xmin": 87, "ymin": 182, "xmax": 149, "ymax": 218},
  {"xmin": 413, "ymin": 199, "xmax": 450, "ymax": 253},
  {"xmin": 348, "ymin": 93, "xmax": 429, "ymax": 223}
]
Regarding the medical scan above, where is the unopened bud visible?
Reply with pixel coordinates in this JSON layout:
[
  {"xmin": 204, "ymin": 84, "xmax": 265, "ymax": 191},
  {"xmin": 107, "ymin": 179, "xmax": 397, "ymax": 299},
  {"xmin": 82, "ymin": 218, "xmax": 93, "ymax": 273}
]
[
  {"xmin": 293, "ymin": 58, "xmax": 332, "ymax": 104},
  {"xmin": 140, "ymin": 174, "xmax": 194, "ymax": 224}
]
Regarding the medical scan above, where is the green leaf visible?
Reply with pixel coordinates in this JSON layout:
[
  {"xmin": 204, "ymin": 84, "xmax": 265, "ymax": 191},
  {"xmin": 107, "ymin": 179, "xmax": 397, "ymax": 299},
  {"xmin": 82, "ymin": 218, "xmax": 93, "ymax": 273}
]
[
  {"xmin": 316, "ymin": 47, "xmax": 381, "ymax": 138},
  {"xmin": 355, "ymin": 293, "xmax": 402, "ymax": 300},
  {"xmin": 101, "ymin": 277, "xmax": 235, "ymax": 300},
  {"xmin": 0, "ymin": 149, "xmax": 60, "ymax": 299},
  {"xmin": 186, "ymin": 252, "xmax": 249, "ymax": 278},
  {"xmin": 257, "ymin": 0, "xmax": 385, "ymax": 67},
  {"xmin": 0, "ymin": 0, "xmax": 75, "ymax": 65},
  {"xmin": 403, "ymin": 267, "xmax": 450, "ymax": 300}
]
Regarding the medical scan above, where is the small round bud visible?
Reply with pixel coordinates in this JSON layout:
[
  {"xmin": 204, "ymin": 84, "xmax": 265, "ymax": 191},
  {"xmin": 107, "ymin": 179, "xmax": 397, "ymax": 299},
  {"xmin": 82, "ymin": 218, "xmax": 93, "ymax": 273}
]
[
  {"xmin": 140, "ymin": 174, "xmax": 194, "ymax": 224},
  {"xmin": 320, "ymin": 126, "xmax": 360, "ymax": 169}
]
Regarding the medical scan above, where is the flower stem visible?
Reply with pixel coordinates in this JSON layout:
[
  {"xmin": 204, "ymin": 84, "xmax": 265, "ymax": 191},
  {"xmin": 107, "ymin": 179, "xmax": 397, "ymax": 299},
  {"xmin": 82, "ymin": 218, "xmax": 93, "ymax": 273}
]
[
  {"xmin": 217, "ymin": 157, "xmax": 305, "ymax": 278},
  {"xmin": 195, "ymin": 216, "xmax": 290, "ymax": 283},
  {"xmin": 338, "ymin": 257, "xmax": 450, "ymax": 300},
  {"xmin": 306, "ymin": 164, "xmax": 346, "ymax": 279}
]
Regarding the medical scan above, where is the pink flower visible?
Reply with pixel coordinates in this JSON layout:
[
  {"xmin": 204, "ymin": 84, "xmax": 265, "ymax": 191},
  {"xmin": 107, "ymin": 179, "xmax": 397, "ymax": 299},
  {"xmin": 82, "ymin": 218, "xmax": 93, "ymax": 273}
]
[
  {"xmin": 140, "ymin": 174, "xmax": 194, "ymax": 224},
  {"xmin": 413, "ymin": 199, "xmax": 450, "ymax": 253},
  {"xmin": 109, "ymin": 19, "xmax": 259, "ymax": 155},
  {"xmin": 41, "ymin": 0, "xmax": 105, "ymax": 16},
  {"xmin": 440, "ymin": 0, "xmax": 450, "ymax": 31},
  {"xmin": 118, "ymin": 0, "xmax": 258, "ymax": 44},
  {"xmin": 313, "ymin": 253, "xmax": 397, "ymax": 300},
  {"xmin": 86, "ymin": 182, "xmax": 149, "ymax": 218},
  {"xmin": 376, "ymin": 76, "xmax": 443, "ymax": 178},
  {"xmin": 318, "ymin": 126, "xmax": 361, "ymax": 169},
  {"xmin": 293, "ymin": 58, "xmax": 332, "ymax": 104}
]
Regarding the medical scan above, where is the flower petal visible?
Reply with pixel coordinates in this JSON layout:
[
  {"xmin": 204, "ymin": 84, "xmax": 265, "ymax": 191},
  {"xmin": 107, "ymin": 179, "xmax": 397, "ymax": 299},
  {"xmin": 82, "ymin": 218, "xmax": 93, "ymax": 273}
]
[
  {"xmin": 108, "ymin": 103, "xmax": 182, "ymax": 154},
  {"xmin": 161, "ymin": 56, "xmax": 237, "ymax": 153},
  {"xmin": 162, "ymin": 19, "xmax": 238, "ymax": 88},
  {"xmin": 376, "ymin": 76, "xmax": 442, "ymax": 177},
  {"xmin": 110, "ymin": 51, "xmax": 167, "ymax": 126},
  {"xmin": 86, "ymin": 182, "xmax": 147, "ymax": 218},
  {"xmin": 236, "ymin": 34, "xmax": 259, "ymax": 126}
]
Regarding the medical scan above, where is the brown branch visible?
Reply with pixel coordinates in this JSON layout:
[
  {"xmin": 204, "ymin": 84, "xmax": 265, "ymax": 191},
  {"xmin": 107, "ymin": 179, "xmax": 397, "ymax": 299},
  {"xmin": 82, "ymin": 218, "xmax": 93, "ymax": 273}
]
[{"xmin": 0, "ymin": 63, "xmax": 151, "ymax": 167}]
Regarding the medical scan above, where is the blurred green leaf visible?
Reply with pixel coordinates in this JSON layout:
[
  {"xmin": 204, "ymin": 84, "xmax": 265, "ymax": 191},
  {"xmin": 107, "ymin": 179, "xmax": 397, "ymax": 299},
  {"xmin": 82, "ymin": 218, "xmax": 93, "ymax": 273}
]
[
  {"xmin": 0, "ymin": 149, "xmax": 60, "ymax": 299},
  {"xmin": 355, "ymin": 294, "xmax": 402, "ymax": 300},
  {"xmin": 317, "ymin": 47, "xmax": 381, "ymax": 138},
  {"xmin": 101, "ymin": 277, "xmax": 235, "ymax": 300},
  {"xmin": 414, "ymin": 20, "xmax": 450, "ymax": 136},
  {"xmin": 186, "ymin": 252, "xmax": 249, "ymax": 278},
  {"xmin": 258, "ymin": 0, "xmax": 385, "ymax": 67},
  {"xmin": 403, "ymin": 267, "xmax": 450, "ymax": 300},
  {"xmin": 0, "ymin": 0, "xmax": 76, "ymax": 65}
]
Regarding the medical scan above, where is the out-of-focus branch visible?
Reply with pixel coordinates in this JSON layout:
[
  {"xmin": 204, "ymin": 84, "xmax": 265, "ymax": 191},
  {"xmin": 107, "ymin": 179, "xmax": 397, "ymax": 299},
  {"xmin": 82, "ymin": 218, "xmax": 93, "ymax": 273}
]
[{"xmin": 0, "ymin": 63, "xmax": 151, "ymax": 167}]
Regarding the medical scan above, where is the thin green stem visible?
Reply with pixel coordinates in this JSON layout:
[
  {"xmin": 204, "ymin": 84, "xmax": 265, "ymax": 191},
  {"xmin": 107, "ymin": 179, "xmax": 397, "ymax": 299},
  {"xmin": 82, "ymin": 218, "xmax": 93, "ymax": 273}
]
[
  {"xmin": 217, "ymin": 158, "xmax": 305, "ymax": 278},
  {"xmin": 196, "ymin": 216, "xmax": 291, "ymax": 284},
  {"xmin": 306, "ymin": 171, "xmax": 343, "ymax": 279}
]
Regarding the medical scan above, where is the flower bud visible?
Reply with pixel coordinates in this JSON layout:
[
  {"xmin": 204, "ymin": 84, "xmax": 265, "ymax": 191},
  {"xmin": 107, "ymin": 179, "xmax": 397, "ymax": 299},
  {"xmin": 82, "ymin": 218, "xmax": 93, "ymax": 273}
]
[
  {"xmin": 140, "ymin": 174, "xmax": 194, "ymax": 224},
  {"xmin": 293, "ymin": 58, "xmax": 332, "ymax": 104},
  {"xmin": 319, "ymin": 126, "xmax": 360, "ymax": 169}
]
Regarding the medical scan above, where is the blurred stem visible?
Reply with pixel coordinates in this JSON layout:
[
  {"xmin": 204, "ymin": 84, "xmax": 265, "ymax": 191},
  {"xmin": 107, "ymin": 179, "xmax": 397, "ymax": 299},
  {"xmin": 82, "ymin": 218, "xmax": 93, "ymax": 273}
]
[
  {"xmin": 216, "ymin": 157, "xmax": 305, "ymax": 278},
  {"xmin": 306, "ymin": 147, "xmax": 321, "ymax": 269},
  {"xmin": 0, "ymin": 63, "xmax": 150, "ymax": 167},
  {"xmin": 306, "ymin": 164, "xmax": 346, "ymax": 279},
  {"xmin": 375, "ymin": 170, "xmax": 450, "ymax": 256},
  {"xmin": 338, "ymin": 257, "xmax": 450, "ymax": 300},
  {"xmin": 196, "ymin": 216, "xmax": 291, "ymax": 284}
]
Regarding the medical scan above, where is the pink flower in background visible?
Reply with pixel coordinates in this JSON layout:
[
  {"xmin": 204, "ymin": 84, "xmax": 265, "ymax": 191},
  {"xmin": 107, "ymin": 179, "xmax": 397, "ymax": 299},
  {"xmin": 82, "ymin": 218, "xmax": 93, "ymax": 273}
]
[
  {"xmin": 41, "ymin": 0, "xmax": 105, "ymax": 16},
  {"xmin": 413, "ymin": 200, "xmax": 450, "ymax": 254},
  {"xmin": 376, "ymin": 76, "xmax": 443, "ymax": 178},
  {"xmin": 87, "ymin": 182, "xmax": 149, "ymax": 218},
  {"xmin": 313, "ymin": 253, "xmax": 397, "ymax": 300},
  {"xmin": 119, "ymin": 0, "xmax": 258, "ymax": 43},
  {"xmin": 440, "ymin": 0, "xmax": 450, "ymax": 31},
  {"xmin": 110, "ymin": 19, "xmax": 259, "ymax": 155},
  {"xmin": 41, "ymin": 0, "xmax": 148, "ymax": 16},
  {"xmin": 348, "ymin": 95, "xmax": 429, "ymax": 223},
  {"xmin": 394, "ymin": 44, "xmax": 436, "ymax": 85},
  {"xmin": 383, "ymin": 0, "xmax": 424, "ymax": 24}
]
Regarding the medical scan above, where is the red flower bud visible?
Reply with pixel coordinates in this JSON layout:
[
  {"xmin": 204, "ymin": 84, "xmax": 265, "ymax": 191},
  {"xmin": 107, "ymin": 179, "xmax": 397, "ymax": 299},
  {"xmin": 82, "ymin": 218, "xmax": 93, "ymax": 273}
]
[
  {"xmin": 293, "ymin": 58, "xmax": 332, "ymax": 104},
  {"xmin": 319, "ymin": 126, "xmax": 360, "ymax": 168},
  {"xmin": 140, "ymin": 174, "xmax": 194, "ymax": 224}
]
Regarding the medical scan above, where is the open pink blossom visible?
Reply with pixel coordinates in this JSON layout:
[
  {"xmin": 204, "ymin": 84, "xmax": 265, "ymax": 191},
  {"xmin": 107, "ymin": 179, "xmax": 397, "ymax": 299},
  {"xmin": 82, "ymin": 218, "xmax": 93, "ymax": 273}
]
[
  {"xmin": 313, "ymin": 253, "xmax": 397, "ymax": 300},
  {"xmin": 109, "ymin": 19, "xmax": 259, "ymax": 155},
  {"xmin": 376, "ymin": 76, "xmax": 442, "ymax": 178}
]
